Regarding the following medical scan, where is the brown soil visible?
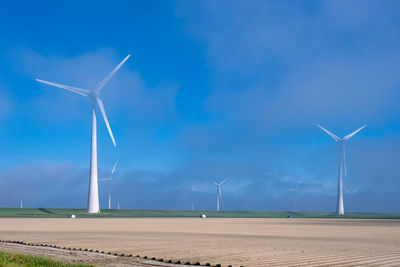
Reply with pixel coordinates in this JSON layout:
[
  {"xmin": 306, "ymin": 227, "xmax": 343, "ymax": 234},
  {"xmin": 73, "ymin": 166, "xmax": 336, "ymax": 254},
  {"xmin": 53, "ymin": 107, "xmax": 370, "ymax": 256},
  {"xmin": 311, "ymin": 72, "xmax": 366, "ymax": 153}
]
[{"xmin": 0, "ymin": 218, "xmax": 399, "ymax": 266}]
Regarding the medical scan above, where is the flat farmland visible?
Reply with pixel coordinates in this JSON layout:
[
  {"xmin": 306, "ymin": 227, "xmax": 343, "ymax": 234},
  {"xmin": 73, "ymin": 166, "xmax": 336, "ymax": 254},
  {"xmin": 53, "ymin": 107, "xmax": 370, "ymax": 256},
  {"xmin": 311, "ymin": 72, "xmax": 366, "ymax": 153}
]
[{"xmin": 0, "ymin": 218, "xmax": 399, "ymax": 266}]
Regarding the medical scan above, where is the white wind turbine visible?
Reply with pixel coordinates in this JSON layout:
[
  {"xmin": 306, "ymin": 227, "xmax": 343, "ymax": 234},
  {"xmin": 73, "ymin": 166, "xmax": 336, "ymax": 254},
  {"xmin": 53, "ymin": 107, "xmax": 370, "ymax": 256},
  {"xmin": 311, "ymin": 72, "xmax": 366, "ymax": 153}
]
[
  {"xmin": 346, "ymin": 185, "xmax": 360, "ymax": 213},
  {"xmin": 289, "ymin": 182, "xmax": 300, "ymax": 212},
  {"xmin": 101, "ymin": 160, "xmax": 118, "ymax": 209},
  {"xmin": 211, "ymin": 179, "xmax": 228, "ymax": 211},
  {"xmin": 36, "ymin": 55, "xmax": 130, "ymax": 213},
  {"xmin": 317, "ymin": 124, "xmax": 366, "ymax": 215},
  {"xmin": 346, "ymin": 185, "xmax": 359, "ymax": 195}
]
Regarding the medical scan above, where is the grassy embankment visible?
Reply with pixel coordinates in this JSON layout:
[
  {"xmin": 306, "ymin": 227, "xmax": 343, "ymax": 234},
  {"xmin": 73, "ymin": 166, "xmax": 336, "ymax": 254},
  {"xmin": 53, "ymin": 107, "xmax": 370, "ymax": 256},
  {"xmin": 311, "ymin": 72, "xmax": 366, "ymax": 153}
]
[
  {"xmin": 0, "ymin": 208, "xmax": 399, "ymax": 219},
  {"xmin": 0, "ymin": 251, "xmax": 91, "ymax": 267}
]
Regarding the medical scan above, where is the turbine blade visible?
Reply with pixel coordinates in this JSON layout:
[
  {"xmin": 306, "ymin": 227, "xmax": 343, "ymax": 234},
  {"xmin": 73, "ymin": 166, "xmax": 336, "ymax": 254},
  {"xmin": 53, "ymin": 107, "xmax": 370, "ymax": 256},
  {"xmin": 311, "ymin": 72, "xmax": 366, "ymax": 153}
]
[
  {"xmin": 221, "ymin": 178, "xmax": 228, "ymax": 185},
  {"xmin": 36, "ymin": 79, "xmax": 90, "ymax": 97},
  {"xmin": 96, "ymin": 98, "xmax": 116, "ymax": 147},
  {"xmin": 211, "ymin": 180, "xmax": 218, "ymax": 185},
  {"xmin": 316, "ymin": 124, "xmax": 341, "ymax": 142},
  {"xmin": 96, "ymin": 55, "xmax": 131, "ymax": 91},
  {"xmin": 218, "ymin": 187, "xmax": 222, "ymax": 199},
  {"xmin": 343, "ymin": 125, "xmax": 366, "ymax": 141},
  {"xmin": 111, "ymin": 160, "xmax": 118, "ymax": 175},
  {"xmin": 343, "ymin": 145, "xmax": 347, "ymax": 176}
]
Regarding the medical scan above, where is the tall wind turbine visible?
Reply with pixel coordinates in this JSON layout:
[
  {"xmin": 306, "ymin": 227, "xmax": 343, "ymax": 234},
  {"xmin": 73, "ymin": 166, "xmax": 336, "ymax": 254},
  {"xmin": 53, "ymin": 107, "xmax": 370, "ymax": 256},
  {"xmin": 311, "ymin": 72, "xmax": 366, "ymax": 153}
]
[
  {"xmin": 36, "ymin": 55, "xmax": 130, "ymax": 213},
  {"xmin": 289, "ymin": 182, "xmax": 300, "ymax": 212},
  {"xmin": 101, "ymin": 160, "xmax": 118, "ymax": 209},
  {"xmin": 211, "ymin": 179, "xmax": 228, "ymax": 211},
  {"xmin": 317, "ymin": 124, "xmax": 366, "ymax": 215}
]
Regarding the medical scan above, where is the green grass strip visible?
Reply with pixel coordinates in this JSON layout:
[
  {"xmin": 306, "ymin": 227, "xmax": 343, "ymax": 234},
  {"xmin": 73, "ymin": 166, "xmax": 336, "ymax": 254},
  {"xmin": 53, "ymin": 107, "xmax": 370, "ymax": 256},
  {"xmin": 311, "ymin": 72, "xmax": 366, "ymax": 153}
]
[
  {"xmin": 0, "ymin": 208, "xmax": 399, "ymax": 219},
  {"xmin": 0, "ymin": 251, "xmax": 92, "ymax": 267}
]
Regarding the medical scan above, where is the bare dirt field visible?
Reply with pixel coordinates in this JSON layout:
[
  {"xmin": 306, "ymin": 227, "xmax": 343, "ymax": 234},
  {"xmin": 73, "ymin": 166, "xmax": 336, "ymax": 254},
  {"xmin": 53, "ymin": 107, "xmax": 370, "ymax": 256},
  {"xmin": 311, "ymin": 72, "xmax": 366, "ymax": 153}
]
[{"xmin": 0, "ymin": 218, "xmax": 399, "ymax": 266}]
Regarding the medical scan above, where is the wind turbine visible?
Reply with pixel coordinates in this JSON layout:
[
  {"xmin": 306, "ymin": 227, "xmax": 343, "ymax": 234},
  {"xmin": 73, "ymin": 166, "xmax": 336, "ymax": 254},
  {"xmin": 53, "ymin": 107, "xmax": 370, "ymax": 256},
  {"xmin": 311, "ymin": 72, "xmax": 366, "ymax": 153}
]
[
  {"xmin": 346, "ymin": 185, "xmax": 359, "ymax": 213},
  {"xmin": 346, "ymin": 185, "xmax": 359, "ymax": 195},
  {"xmin": 20, "ymin": 200, "xmax": 23, "ymax": 209},
  {"xmin": 289, "ymin": 182, "xmax": 300, "ymax": 212},
  {"xmin": 36, "ymin": 55, "xmax": 130, "ymax": 213},
  {"xmin": 101, "ymin": 160, "xmax": 118, "ymax": 209},
  {"xmin": 317, "ymin": 124, "xmax": 366, "ymax": 215},
  {"xmin": 211, "ymin": 179, "xmax": 228, "ymax": 211}
]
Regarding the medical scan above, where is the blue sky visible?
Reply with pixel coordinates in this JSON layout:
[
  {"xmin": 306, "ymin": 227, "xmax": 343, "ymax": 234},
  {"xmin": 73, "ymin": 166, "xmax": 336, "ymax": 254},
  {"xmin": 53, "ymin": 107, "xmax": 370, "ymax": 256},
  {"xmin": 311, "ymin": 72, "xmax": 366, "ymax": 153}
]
[{"xmin": 1, "ymin": 0, "xmax": 400, "ymax": 212}]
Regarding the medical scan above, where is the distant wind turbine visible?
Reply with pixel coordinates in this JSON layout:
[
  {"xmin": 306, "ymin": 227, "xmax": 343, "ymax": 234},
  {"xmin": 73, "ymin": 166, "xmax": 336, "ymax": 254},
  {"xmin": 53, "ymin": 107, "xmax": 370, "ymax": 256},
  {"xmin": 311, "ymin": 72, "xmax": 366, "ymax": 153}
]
[
  {"xmin": 346, "ymin": 185, "xmax": 359, "ymax": 195},
  {"xmin": 317, "ymin": 124, "xmax": 366, "ymax": 215},
  {"xmin": 346, "ymin": 185, "xmax": 360, "ymax": 213},
  {"xmin": 20, "ymin": 199, "xmax": 23, "ymax": 209},
  {"xmin": 211, "ymin": 179, "xmax": 228, "ymax": 211},
  {"xmin": 289, "ymin": 182, "xmax": 300, "ymax": 212},
  {"xmin": 36, "ymin": 55, "xmax": 130, "ymax": 213},
  {"xmin": 101, "ymin": 160, "xmax": 118, "ymax": 209}
]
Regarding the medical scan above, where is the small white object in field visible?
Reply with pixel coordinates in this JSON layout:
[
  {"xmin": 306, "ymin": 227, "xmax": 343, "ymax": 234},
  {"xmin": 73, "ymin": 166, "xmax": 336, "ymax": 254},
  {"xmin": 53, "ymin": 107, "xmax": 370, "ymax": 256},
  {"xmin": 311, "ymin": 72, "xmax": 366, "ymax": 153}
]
[
  {"xmin": 200, "ymin": 214, "xmax": 206, "ymax": 218},
  {"xmin": 69, "ymin": 214, "xmax": 76, "ymax": 219}
]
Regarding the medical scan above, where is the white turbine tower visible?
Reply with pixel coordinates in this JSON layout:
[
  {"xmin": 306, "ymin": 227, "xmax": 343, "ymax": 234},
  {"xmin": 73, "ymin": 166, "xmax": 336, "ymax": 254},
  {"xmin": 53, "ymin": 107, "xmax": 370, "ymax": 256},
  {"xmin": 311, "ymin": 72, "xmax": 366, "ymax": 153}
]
[
  {"xmin": 101, "ymin": 160, "xmax": 118, "ymax": 209},
  {"xmin": 211, "ymin": 179, "xmax": 228, "ymax": 211},
  {"xmin": 317, "ymin": 124, "xmax": 366, "ymax": 216},
  {"xmin": 36, "ymin": 55, "xmax": 130, "ymax": 213},
  {"xmin": 289, "ymin": 182, "xmax": 300, "ymax": 212}
]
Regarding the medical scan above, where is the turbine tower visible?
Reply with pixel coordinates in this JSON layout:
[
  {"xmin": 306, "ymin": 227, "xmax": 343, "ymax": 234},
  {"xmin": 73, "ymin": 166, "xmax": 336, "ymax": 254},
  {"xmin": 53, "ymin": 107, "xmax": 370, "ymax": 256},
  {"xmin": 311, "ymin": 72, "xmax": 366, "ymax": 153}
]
[
  {"xmin": 101, "ymin": 160, "xmax": 118, "ymax": 209},
  {"xmin": 317, "ymin": 124, "xmax": 366, "ymax": 216},
  {"xmin": 36, "ymin": 55, "xmax": 130, "ymax": 213},
  {"xmin": 211, "ymin": 179, "xmax": 228, "ymax": 211}
]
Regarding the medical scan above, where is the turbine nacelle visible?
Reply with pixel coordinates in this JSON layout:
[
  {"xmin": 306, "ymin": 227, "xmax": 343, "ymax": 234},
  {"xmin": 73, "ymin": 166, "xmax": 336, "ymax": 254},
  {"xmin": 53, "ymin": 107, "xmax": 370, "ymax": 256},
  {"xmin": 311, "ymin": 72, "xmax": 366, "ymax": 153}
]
[
  {"xmin": 289, "ymin": 182, "xmax": 300, "ymax": 193},
  {"xmin": 88, "ymin": 90, "xmax": 100, "ymax": 101},
  {"xmin": 35, "ymin": 54, "xmax": 131, "ymax": 148}
]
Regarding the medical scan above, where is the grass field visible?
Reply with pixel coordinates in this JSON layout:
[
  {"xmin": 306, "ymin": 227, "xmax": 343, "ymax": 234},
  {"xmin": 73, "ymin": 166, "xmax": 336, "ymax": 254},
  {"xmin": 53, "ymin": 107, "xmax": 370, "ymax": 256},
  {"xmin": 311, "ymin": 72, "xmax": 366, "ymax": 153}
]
[
  {"xmin": 0, "ymin": 250, "xmax": 91, "ymax": 267},
  {"xmin": 0, "ymin": 208, "xmax": 398, "ymax": 219}
]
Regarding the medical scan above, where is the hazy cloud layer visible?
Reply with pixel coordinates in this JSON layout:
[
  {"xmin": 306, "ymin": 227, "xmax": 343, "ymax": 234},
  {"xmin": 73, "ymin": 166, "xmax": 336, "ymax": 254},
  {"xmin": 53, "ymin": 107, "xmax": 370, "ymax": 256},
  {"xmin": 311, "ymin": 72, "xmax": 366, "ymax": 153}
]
[{"xmin": 177, "ymin": 0, "xmax": 400, "ymax": 129}]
